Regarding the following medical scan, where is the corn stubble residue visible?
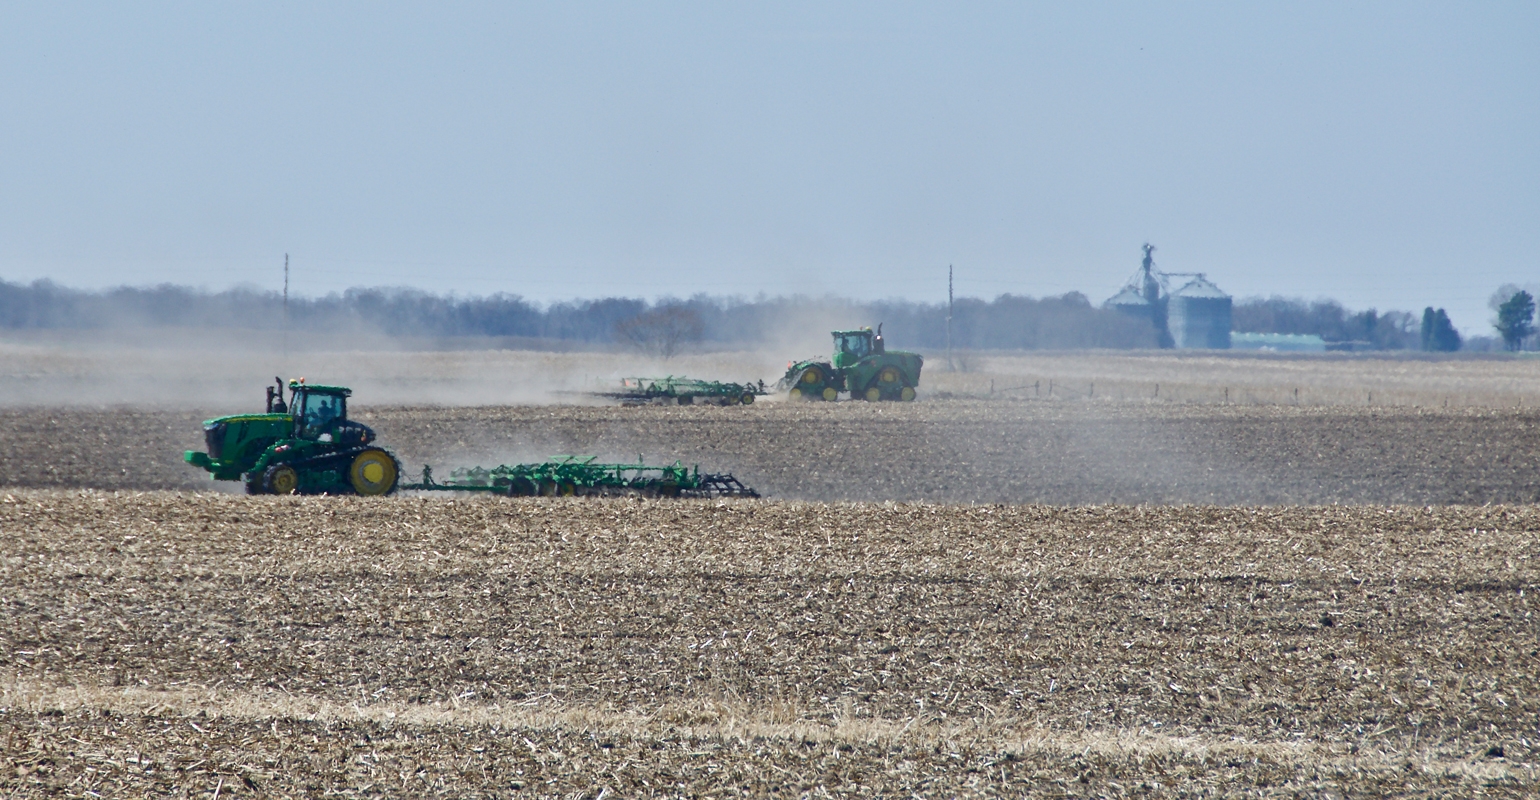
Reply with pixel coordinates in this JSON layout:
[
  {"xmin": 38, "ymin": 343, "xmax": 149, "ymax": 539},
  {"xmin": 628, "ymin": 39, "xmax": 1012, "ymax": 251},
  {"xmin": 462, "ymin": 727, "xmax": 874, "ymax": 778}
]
[{"xmin": 2, "ymin": 491, "xmax": 1537, "ymax": 796}]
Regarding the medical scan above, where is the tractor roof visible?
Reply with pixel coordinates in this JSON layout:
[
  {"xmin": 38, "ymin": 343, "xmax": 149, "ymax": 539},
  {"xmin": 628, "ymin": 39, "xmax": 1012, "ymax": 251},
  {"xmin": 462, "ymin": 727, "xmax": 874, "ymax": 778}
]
[
  {"xmin": 288, "ymin": 380, "xmax": 351, "ymax": 396},
  {"xmin": 831, "ymin": 328, "xmax": 874, "ymax": 336}
]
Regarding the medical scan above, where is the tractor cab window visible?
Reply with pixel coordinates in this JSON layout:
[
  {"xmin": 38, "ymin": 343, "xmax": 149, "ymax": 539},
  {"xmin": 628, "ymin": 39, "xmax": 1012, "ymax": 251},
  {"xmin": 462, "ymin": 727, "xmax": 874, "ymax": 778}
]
[
  {"xmin": 297, "ymin": 392, "xmax": 345, "ymax": 434},
  {"xmin": 836, "ymin": 333, "xmax": 872, "ymax": 359}
]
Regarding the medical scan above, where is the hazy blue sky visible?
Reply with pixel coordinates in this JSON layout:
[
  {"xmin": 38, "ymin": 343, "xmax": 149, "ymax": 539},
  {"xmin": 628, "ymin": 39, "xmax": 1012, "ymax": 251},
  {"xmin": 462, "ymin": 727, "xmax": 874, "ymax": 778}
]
[{"xmin": 2, "ymin": 2, "xmax": 1535, "ymax": 334}]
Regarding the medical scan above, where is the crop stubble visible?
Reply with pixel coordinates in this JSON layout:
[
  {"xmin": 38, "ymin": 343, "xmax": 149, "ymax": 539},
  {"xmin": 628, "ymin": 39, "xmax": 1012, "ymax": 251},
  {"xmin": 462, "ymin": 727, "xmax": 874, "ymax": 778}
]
[{"xmin": 2, "ymin": 491, "xmax": 1537, "ymax": 796}]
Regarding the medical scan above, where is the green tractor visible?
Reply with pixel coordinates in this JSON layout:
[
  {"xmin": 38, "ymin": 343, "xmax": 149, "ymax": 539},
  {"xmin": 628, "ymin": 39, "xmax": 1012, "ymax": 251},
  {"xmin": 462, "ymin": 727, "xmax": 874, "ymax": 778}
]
[
  {"xmin": 777, "ymin": 326, "xmax": 923, "ymax": 402},
  {"xmin": 184, "ymin": 378, "xmax": 401, "ymax": 496}
]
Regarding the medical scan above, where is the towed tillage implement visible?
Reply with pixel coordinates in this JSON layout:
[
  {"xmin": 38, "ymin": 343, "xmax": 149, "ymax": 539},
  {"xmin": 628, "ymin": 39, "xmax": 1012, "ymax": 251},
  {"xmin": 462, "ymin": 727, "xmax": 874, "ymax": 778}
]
[
  {"xmin": 403, "ymin": 456, "xmax": 758, "ymax": 498},
  {"xmin": 592, "ymin": 376, "xmax": 767, "ymax": 406}
]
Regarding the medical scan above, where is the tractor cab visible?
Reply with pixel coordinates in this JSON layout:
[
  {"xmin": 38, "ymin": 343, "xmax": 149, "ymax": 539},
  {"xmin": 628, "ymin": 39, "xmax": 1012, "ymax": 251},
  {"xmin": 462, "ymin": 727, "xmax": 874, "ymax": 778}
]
[
  {"xmin": 289, "ymin": 382, "xmax": 349, "ymax": 438},
  {"xmin": 832, "ymin": 327, "xmax": 884, "ymax": 368}
]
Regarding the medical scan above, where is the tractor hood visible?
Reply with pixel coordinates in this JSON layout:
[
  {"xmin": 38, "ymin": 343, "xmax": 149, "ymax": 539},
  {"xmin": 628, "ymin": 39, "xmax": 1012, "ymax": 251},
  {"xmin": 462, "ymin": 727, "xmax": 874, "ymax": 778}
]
[{"xmin": 184, "ymin": 412, "xmax": 296, "ymax": 477}]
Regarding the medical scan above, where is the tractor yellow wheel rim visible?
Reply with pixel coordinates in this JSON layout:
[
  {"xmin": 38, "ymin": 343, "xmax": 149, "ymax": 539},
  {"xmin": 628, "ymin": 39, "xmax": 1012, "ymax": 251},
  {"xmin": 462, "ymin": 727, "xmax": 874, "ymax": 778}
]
[
  {"xmin": 270, "ymin": 467, "xmax": 297, "ymax": 495},
  {"xmin": 900, "ymin": 387, "xmax": 916, "ymax": 401},
  {"xmin": 788, "ymin": 387, "xmax": 803, "ymax": 401},
  {"xmin": 740, "ymin": 393, "xmax": 755, "ymax": 405},
  {"xmin": 801, "ymin": 370, "xmax": 820, "ymax": 384},
  {"xmin": 350, "ymin": 450, "xmax": 398, "ymax": 496},
  {"xmin": 880, "ymin": 368, "xmax": 900, "ymax": 383},
  {"xmin": 865, "ymin": 387, "xmax": 881, "ymax": 402},
  {"xmin": 822, "ymin": 387, "xmax": 838, "ymax": 401}
]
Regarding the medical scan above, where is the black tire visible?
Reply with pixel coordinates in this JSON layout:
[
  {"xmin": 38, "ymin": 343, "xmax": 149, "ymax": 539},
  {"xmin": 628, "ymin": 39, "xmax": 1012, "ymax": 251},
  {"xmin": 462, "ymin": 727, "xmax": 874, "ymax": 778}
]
[{"xmin": 243, "ymin": 473, "xmax": 264, "ymax": 495}]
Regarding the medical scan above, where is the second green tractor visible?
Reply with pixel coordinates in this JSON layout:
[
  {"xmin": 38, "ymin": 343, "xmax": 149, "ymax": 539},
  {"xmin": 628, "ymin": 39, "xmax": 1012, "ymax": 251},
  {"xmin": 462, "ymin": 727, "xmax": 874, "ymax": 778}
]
[{"xmin": 778, "ymin": 326, "xmax": 923, "ymax": 402}]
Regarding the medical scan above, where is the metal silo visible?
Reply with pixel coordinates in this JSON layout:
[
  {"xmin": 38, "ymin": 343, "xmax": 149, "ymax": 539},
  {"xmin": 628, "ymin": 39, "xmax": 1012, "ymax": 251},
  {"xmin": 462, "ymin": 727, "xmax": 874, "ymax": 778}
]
[
  {"xmin": 1104, "ymin": 285, "xmax": 1155, "ymax": 322},
  {"xmin": 1167, "ymin": 275, "xmax": 1231, "ymax": 349}
]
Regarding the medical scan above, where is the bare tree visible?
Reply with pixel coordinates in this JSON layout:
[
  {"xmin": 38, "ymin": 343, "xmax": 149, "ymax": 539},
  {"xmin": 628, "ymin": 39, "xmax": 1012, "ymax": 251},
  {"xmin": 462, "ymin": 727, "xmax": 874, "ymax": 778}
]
[{"xmin": 614, "ymin": 305, "xmax": 704, "ymax": 359}]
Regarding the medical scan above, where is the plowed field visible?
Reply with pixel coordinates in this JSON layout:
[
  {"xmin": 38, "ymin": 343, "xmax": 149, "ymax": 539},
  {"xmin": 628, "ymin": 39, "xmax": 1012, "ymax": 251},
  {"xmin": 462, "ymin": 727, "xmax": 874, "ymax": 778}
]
[
  {"xmin": 5, "ymin": 400, "xmax": 1540, "ymax": 504},
  {"xmin": 3, "ymin": 492, "xmax": 1537, "ymax": 796}
]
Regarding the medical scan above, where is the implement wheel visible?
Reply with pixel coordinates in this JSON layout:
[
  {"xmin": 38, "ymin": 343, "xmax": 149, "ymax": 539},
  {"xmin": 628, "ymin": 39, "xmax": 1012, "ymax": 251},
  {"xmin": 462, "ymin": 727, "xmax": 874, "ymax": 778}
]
[
  {"xmin": 349, "ymin": 449, "xmax": 399, "ymax": 496},
  {"xmin": 740, "ymin": 393, "xmax": 755, "ymax": 405},
  {"xmin": 264, "ymin": 464, "xmax": 299, "ymax": 495},
  {"xmin": 505, "ymin": 477, "xmax": 538, "ymax": 497}
]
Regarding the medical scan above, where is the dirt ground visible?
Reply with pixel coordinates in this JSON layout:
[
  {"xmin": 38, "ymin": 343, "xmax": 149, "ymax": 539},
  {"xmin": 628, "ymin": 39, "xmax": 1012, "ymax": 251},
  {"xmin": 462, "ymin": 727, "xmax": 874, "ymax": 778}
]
[
  {"xmin": 5, "ymin": 346, "xmax": 1540, "ymax": 795},
  {"xmin": 4, "ymin": 400, "xmax": 1540, "ymax": 505},
  {"xmin": 2, "ymin": 492, "xmax": 1537, "ymax": 796}
]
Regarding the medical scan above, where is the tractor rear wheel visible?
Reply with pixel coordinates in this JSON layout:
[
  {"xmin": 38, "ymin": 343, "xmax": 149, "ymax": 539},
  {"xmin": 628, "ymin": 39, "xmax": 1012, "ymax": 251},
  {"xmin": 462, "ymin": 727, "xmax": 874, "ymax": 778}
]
[
  {"xmin": 349, "ymin": 449, "xmax": 399, "ymax": 496},
  {"xmin": 264, "ymin": 464, "xmax": 299, "ymax": 495}
]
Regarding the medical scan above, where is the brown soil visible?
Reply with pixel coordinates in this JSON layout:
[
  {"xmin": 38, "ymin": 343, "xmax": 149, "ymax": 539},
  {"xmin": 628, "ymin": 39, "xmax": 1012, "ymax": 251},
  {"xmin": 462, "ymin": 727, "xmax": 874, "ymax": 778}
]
[
  {"xmin": 4, "ymin": 400, "xmax": 1540, "ymax": 504},
  {"xmin": 2, "ymin": 492, "xmax": 1537, "ymax": 796}
]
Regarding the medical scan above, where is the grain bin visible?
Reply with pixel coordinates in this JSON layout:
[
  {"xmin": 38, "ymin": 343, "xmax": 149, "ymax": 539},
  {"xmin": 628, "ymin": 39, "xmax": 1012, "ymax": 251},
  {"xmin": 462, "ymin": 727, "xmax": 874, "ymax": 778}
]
[
  {"xmin": 1104, "ymin": 285, "xmax": 1155, "ymax": 322},
  {"xmin": 1167, "ymin": 275, "xmax": 1231, "ymax": 349}
]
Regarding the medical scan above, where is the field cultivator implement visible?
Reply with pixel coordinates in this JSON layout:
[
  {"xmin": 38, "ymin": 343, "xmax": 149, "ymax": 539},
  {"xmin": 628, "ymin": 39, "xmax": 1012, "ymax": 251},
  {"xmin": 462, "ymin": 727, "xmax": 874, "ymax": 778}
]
[
  {"xmin": 403, "ymin": 456, "xmax": 760, "ymax": 498},
  {"xmin": 592, "ymin": 376, "xmax": 767, "ymax": 406}
]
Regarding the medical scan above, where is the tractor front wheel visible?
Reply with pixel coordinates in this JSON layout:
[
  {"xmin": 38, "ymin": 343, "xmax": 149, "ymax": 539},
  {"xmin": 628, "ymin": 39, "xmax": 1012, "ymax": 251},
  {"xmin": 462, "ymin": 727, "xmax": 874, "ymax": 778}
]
[
  {"xmin": 900, "ymin": 386, "xmax": 917, "ymax": 401},
  {"xmin": 264, "ymin": 464, "xmax": 299, "ymax": 495},
  {"xmin": 349, "ymin": 449, "xmax": 400, "ymax": 496}
]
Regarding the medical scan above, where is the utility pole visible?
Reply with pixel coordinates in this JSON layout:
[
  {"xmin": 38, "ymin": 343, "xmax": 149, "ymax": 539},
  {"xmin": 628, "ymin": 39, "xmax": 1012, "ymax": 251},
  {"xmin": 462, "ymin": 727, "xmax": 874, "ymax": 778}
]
[
  {"xmin": 946, "ymin": 265, "xmax": 954, "ymax": 372},
  {"xmin": 282, "ymin": 254, "xmax": 290, "ymax": 362}
]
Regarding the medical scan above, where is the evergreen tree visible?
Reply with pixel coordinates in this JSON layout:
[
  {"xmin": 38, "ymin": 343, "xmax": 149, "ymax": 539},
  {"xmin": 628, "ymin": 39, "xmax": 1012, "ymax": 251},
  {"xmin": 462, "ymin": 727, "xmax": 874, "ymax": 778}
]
[{"xmin": 1421, "ymin": 307, "xmax": 1461, "ymax": 352}]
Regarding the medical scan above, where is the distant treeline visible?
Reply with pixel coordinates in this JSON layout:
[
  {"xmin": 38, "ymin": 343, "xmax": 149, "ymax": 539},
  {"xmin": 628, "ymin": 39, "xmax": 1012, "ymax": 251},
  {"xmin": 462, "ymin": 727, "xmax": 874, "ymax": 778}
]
[
  {"xmin": 1230, "ymin": 297, "xmax": 1421, "ymax": 350},
  {"xmin": 0, "ymin": 279, "xmax": 1156, "ymax": 350},
  {"xmin": 0, "ymin": 277, "xmax": 1464, "ymax": 351}
]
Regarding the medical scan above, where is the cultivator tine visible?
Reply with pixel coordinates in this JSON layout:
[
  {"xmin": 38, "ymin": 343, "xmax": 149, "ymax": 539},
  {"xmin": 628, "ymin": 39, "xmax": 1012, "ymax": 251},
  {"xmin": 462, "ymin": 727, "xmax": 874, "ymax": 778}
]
[{"xmin": 685, "ymin": 473, "xmax": 760, "ymax": 499}]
